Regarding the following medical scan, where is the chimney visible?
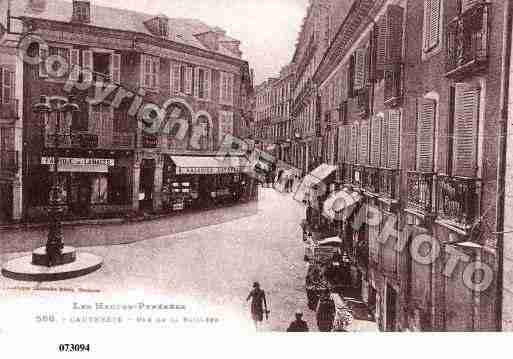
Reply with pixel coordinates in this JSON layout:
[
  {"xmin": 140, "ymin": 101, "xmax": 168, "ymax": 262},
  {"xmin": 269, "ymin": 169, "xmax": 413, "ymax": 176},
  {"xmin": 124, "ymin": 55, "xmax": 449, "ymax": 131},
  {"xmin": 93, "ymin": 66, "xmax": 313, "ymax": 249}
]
[{"xmin": 72, "ymin": 0, "xmax": 91, "ymax": 24}]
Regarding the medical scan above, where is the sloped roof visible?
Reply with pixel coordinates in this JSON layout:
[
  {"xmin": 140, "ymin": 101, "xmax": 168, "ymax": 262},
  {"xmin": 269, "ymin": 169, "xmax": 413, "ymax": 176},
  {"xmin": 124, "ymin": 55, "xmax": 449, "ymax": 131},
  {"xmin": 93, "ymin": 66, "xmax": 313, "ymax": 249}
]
[{"xmin": 11, "ymin": 0, "xmax": 241, "ymax": 58}]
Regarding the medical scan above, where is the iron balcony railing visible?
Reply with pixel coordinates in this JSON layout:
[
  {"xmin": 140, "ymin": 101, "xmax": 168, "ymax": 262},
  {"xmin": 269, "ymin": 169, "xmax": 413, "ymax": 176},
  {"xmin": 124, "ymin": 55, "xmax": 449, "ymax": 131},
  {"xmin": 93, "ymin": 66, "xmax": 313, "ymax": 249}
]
[
  {"xmin": 378, "ymin": 168, "xmax": 399, "ymax": 200},
  {"xmin": 436, "ymin": 174, "xmax": 481, "ymax": 228},
  {"xmin": 407, "ymin": 171, "xmax": 435, "ymax": 214},
  {"xmin": 0, "ymin": 99, "xmax": 19, "ymax": 119},
  {"xmin": 446, "ymin": 2, "xmax": 490, "ymax": 78},
  {"xmin": 0, "ymin": 150, "xmax": 18, "ymax": 173}
]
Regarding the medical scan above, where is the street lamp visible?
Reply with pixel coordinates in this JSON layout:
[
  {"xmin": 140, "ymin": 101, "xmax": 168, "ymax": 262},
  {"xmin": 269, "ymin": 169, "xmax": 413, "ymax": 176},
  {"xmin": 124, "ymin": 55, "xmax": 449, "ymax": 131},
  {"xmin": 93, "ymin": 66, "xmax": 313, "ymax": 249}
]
[
  {"xmin": 1, "ymin": 95, "xmax": 102, "ymax": 281},
  {"xmin": 33, "ymin": 95, "xmax": 80, "ymax": 267}
]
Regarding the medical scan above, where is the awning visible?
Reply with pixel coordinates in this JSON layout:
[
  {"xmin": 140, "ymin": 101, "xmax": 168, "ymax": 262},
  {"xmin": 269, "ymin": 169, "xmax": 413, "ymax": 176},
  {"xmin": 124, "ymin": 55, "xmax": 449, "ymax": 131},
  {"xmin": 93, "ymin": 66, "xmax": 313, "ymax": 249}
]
[
  {"xmin": 294, "ymin": 163, "xmax": 337, "ymax": 204},
  {"xmin": 168, "ymin": 155, "xmax": 251, "ymax": 175},
  {"xmin": 322, "ymin": 189, "xmax": 362, "ymax": 220}
]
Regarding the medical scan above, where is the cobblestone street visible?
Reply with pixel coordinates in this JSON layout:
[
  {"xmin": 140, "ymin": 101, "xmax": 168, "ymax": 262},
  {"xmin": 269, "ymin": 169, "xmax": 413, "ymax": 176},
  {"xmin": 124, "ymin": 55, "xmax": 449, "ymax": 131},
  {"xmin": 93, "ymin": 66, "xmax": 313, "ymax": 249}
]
[{"xmin": 0, "ymin": 188, "xmax": 377, "ymax": 333}]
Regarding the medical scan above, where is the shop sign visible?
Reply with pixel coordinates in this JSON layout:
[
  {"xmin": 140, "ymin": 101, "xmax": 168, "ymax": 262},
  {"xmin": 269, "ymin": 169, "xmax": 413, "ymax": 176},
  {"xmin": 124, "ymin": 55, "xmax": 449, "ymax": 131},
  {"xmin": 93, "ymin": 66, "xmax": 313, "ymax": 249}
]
[
  {"xmin": 41, "ymin": 157, "xmax": 115, "ymax": 173},
  {"xmin": 177, "ymin": 166, "xmax": 244, "ymax": 175}
]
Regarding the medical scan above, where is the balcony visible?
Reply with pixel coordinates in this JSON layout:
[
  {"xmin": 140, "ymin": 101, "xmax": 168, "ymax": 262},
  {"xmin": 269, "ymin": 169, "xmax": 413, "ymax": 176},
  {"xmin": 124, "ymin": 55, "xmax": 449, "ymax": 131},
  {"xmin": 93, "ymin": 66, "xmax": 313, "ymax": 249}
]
[
  {"xmin": 435, "ymin": 175, "xmax": 481, "ymax": 230},
  {"xmin": 378, "ymin": 168, "xmax": 399, "ymax": 200},
  {"xmin": 0, "ymin": 100, "xmax": 19, "ymax": 119},
  {"xmin": 44, "ymin": 131, "xmax": 135, "ymax": 150},
  {"xmin": 446, "ymin": 2, "xmax": 490, "ymax": 78},
  {"xmin": 0, "ymin": 150, "xmax": 18, "ymax": 173},
  {"xmin": 406, "ymin": 171, "xmax": 435, "ymax": 215},
  {"xmin": 363, "ymin": 166, "xmax": 379, "ymax": 194}
]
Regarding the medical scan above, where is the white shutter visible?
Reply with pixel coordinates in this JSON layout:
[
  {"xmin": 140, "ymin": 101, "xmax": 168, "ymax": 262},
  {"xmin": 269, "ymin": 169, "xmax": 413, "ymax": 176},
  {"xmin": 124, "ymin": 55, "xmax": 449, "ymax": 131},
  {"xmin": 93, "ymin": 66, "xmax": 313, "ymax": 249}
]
[
  {"xmin": 380, "ymin": 112, "xmax": 389, "ymax": 168},
  {"xmin": 194, "ymin": 67, "xmax": 200, "ymax": 97},
  {"xmin": 453, "ymin": 84, "xmax": 480, "ymax": 177},
  {"xmin": 82, "ymin": 49, "xmax": 93, "ymax": 83},
  {"xmin": 228, "ymin": 73, "xmax": 234, "ymax": 105},
  {"xmin": 185, "ymin": 66, "xmax": 193, "ymax": 94},
  {"xmin": 39, "ymin": 44, "xmax": 49, "ymax": 78},
  {"xmin": 417, "ymin": 98, "xmax": 436, "ymax": 172},
  {"xmin": 89, "ymin": 104, "xmax": 101, "ymax": 134},
  {"xmin": 110, "ymin": 53, "xmax": 121, "ymax": 84},
  {"xmin": 359, "ymin": 121, "xmax": 370, "ymax": 165},
  {"xmin": 370, "ymin": 115, "xmax": 382, "ymax": 167},
  {"xmin": 387, "ymin": 110, "xmax": 401, "ymax": 169},
  {"xmin": 353, "ymin": 48, "xmax": 367, "ymax": 91},
  {"xmin": 204, "ymin": 69, "xmax": 211, "ymax": 100},
  {"xmin": 69, "ymin": 49, "xmax": 80, "ymax": 82}
]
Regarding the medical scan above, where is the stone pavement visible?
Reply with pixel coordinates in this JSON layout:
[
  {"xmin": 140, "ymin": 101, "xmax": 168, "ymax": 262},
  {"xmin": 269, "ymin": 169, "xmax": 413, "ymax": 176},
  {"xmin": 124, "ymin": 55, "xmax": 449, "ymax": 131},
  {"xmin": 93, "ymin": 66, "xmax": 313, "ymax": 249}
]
[{"xmin": 0, "ymin": 188, "xmax": 377, "ymax": 333}]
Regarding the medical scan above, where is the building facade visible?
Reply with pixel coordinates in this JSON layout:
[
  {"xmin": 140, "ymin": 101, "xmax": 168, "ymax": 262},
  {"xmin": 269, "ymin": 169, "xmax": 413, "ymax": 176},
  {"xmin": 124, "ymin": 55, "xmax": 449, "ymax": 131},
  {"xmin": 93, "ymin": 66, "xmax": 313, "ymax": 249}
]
[
  {"xmin": 0, "ymin": 0, "xmax": 253, "ymax": 221},
  {"xmin": 299, "ymin": 0, "xmax": 508, "ymax": 331},
  {"xmin": 252, "ymin": 63, "xmax": 295, "ymax": 163}
]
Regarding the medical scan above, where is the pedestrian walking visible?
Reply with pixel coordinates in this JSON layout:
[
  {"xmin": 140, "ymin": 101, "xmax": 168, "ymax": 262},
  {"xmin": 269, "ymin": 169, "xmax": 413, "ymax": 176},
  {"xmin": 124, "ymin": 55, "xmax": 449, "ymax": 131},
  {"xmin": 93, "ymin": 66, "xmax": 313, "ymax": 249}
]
[
  {"xmin": 246, "ymin": 282, "xmax": 269, "ymax": 328},
  {"xmin": 287, "ymin": 310, "xmax": 309, "ymax": 332},
  {"xmin": 316, "ymin": 289, "xmax": 336, "ymax": 332}
]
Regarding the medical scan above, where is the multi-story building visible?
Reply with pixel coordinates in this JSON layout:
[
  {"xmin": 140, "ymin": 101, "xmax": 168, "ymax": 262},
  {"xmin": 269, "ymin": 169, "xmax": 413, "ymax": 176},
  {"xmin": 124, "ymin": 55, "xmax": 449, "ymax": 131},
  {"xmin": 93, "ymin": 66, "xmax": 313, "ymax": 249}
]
[
  {"xmin": 0, "ymin": 36, "xmax": 22, "ymax": 222},
  {"xmin": 0, "ymin": 0, "xmax": 253, "ymax": 220},
  {"xmin": 252, "ymin": 63, "xmax": 295, "ymax": 163},
  {"xmin": 302, "ymin": 0, "xmax": 510, "ymax": 331}
]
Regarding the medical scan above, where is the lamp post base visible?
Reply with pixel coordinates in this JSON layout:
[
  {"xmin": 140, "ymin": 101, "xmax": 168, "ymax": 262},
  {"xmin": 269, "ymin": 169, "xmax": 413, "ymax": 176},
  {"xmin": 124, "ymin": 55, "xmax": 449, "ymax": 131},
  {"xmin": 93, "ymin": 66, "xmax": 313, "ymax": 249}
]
[
  {"xmin": 1, "ymin": 250, "xmax": 102, "ymax": 282},
  {"xmin": 32, "ymin": 246, "xmax": 77, "ymax": 267}
]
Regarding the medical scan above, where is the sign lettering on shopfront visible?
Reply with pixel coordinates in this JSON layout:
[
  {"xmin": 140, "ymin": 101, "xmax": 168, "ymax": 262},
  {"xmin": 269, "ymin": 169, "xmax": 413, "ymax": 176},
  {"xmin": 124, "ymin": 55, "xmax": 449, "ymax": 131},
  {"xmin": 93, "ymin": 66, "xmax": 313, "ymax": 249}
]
[
  {"xmin": 177, "ymin": 166, "xmax": 244, "ymax": 175},
  {"xmin": 41, "ymin": 157, "xmax": 115, "ymax": 173}
]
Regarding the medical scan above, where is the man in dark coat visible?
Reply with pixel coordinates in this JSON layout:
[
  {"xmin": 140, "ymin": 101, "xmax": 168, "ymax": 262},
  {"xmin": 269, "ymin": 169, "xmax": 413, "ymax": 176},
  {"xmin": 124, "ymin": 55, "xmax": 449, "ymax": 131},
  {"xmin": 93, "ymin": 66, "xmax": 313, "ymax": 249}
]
[
  {"xmin": 287, "ymin": 310, "xmax": 309, "ymax": 332},
  {"xmin": 316, "ymin": 290, "xmax": 336, "ymax": 332}
]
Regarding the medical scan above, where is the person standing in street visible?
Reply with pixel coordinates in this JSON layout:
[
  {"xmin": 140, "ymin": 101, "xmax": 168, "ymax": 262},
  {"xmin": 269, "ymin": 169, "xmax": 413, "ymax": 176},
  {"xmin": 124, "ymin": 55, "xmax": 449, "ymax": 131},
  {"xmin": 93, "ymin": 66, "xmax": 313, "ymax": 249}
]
[
  {"xmin": 316, "ymin": 289, "xmax": 336, "ymax": 332},
  {"xmin": 246, "ymin": 282, "xmax": 269, "ymax": 328},
  {"xmin": 287, "ymin": 310, "xmax": 309, "ymax": 332}
]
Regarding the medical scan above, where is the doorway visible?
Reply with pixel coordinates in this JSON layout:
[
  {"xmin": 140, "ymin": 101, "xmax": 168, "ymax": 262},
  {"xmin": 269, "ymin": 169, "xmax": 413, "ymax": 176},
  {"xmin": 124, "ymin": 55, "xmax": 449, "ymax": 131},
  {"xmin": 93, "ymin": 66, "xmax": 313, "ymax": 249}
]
[
  {"xmin": 0, "ymin": 183, "xmax": 13, "ymax": 222},
  {"xmin": 139, "ymin": 159, "xmax": 155, "ymax": 211},
  {"xmin": 386, "ymin": 284, "xmax": 398, "ymax": 332},
  {"xmin": 69, "ymin": 174, "xmax": 91, "ymax": 216}
]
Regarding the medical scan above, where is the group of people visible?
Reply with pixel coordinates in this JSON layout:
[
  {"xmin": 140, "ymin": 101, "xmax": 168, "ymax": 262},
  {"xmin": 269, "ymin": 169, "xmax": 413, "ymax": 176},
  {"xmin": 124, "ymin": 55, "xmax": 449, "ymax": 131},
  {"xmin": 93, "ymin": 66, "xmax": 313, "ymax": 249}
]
[{"xmin": 246, "ymin": 281, "xmax": 351, "ymax": 332}]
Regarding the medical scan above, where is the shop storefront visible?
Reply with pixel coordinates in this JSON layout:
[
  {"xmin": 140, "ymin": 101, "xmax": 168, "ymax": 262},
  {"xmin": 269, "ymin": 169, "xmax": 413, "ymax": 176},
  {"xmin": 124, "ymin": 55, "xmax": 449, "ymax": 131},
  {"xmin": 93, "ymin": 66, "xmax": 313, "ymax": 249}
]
[
  {"xmin": 27, "ymin": 154, "xmax": 132, "ymax": 219},
  {"xmin": 161, "ymin": 155, "xmax": 253, "ymax": 212}
]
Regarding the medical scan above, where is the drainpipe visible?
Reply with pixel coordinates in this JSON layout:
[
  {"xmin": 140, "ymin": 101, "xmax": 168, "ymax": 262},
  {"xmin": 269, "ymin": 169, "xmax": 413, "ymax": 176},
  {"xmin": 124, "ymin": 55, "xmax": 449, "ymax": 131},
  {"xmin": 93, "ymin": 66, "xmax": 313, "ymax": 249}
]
[{"xmin": 496, "ymin": 0, "xmax": 513, "ymax": 332}]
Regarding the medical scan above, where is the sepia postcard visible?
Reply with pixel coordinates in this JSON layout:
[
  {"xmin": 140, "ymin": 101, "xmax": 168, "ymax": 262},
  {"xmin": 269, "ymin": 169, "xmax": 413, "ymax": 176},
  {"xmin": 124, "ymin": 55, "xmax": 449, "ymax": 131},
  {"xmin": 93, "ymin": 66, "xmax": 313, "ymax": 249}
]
[{"xmin": 0, "ymin": 0, "xmax": 512, "ymax": 355}]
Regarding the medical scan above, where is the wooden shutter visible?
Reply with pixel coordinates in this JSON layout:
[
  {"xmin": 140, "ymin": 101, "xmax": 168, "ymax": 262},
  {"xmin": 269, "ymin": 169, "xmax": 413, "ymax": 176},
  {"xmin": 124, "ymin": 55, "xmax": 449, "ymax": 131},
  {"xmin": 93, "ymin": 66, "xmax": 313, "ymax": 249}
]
[
  {"xmin": 417, "ymin": 98, "xmax": 436, "ymax": 172},
  {"xmin": 387, "ymin": 110, "xmax": 401, "ymax": 169},
  {"xmin": 350, "ymin": 123, "xmax": 359, "ymax": 164},
  {"xmin": 353, "ymin": 48, "xmax": 367, "ymax": 92},
  {"xmin": 370, "ymin": 115, "xmax": 382, "ymax": 167},
  {"xmin": 110, "ymin": 53, "xmax": 121, "ymax": 84},
  {"xmin": 82, "ymin": 50, "xmax": 93, "ymax": 83},
  {"xmin": 153, "ymin": 57, "xmax": 160, "ymax": 89},
  {"xmin": 380, "ymin": 112, "xmax": 389, "ymax": 168},
  {"xmin": 171, "ymin": 63, "xmax": 181, "ymax": 93},
  {"xmin": 424, "ymin": 0, "xmax": 441, "ymax": 51},
  {"xmin": 376, "ymin": 15, "xmax": 387, "ymax": 77},
  {"xmin": 338, "ymin": 126, "xmax": 345, "ymax": 163},
  {"xmin": 2, "ymin": 69, "xmax": 13, "ymax": 104},
  {"xmin": 347, "ymin": 60, "xmax": 354, "ymax": 98},
  {"xmin": 194, "ymin": 67, "xmax": 200, "ymax": 97},
  {"xmin": 228, "ymin": 73, "xmax": 234, "ymax": 104},
  {"xmin": 386, "ymin": 5, "xmax": 404, "ymax": 66},
  {"xmin": 204, "ymin": 69, "xmax": 211, "ymax": 100},
  {"xmin": 185, "ymin": 66, "xmax": 193, "ymax": 94},
  {"xmin": 0, "ymin": 68, "xmax": 3, "ymax": 103},
  {"xmin": 39, "ymin": 43, "xmax": 49, "ymax": 78},
  {"xmin": 359, "ymin": 121, "xmax": 370, "ymax": 165},
  {"xmin": 453, "ymin": 84, "xmax": 480, "ymax": 177}
]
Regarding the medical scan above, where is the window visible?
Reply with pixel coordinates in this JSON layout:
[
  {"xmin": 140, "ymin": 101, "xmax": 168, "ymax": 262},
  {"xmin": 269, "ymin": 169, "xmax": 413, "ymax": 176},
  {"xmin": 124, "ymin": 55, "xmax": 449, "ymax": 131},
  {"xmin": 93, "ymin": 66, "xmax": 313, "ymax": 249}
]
[
  {"xmin": 358, "ymin": 121, "xmax": 370, "ymax": 165},
  {"xmin": 91, "ymin": 175, "xmax": 108, "ymax": 204},
  {"xmin": 140, "ymin": 54, "xmax": 160, "ymax": 90},
  {"xmin": 376, "ymin": 5, "xmax": 404, "ymax": 81},
  {"xmin": 194, "ymin": 67, "xmax": 211, "ymax": 100},
  {"xmin": 353, "ymin": 48, "xmax": 367, "ymax": 93},
  {"xmin": 451, "ymin": 83, "xmax": 480, "ymax": 177},
  {"xmin": 89, "ymin": 104, "xmax": 113, "ymax": 148},
  {"xmin": 218, "ymin": 111, "xmax": 234, "ymax": 143},
  {"xmin": 387, "ymin": 109, "xmax": 401, "ymax": 169},
  {"xmin": 158, "ymin": 18, "xmax": 169, "ymax": 37},
  {"xmin": 416, "ymin": 98, "xmax": 436, "ymax": 172},
  {"xmin": 220, "ymin": 72, "xmax": 234, "ymax": 105},
  {"xmin": 1, "ymin": 67, "xmax": 15, "ymax": 104},
  {"xmin": 423, "ymin": 0, "xmax": 442, "ymax": 53}
]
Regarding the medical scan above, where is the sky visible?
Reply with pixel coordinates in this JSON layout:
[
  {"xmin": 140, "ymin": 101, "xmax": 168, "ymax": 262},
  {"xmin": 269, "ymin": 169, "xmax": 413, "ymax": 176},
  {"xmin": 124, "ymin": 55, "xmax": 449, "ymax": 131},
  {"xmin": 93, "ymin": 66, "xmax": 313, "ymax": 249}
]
[{"xmin": 90, "ymin": 0, "xmax": 309, "ymax": 85}]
